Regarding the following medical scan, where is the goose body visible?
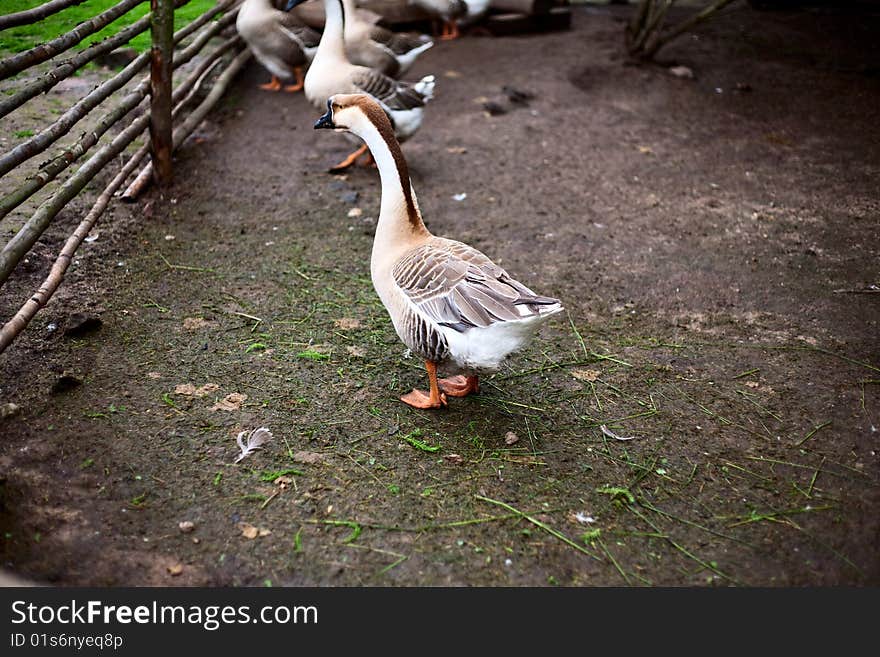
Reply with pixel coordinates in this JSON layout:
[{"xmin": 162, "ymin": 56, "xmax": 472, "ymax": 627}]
[
  {"xmin": 236, "ymin": 0, "xmax": 320, "ymax": 91},
  {"xmin": 342, "ymin": 0, "xmax": 433, "ymax": 78},
  {"xmin": 314, "ymin": 94, "xmax": 563, "ymax": 409},
  {"xmin": 293, "ymin": 0, "xmax": 435, "ymax": 170}
]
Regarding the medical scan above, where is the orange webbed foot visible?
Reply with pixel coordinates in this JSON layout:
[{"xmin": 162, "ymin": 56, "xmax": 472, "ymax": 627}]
[
  {"xmin": 440, "ymin": 21, "xmax": 460, "ymax": 41},
  {"xmin": 283, "ymin": 68, "xmax": 304, "ymax": 93},
  {"xmin": 328, "ymin": 143, "xmax": 369, "ymax": 173},
  {"xmin": 400, "ymin": 389, "xmax": 448, "ymax": 409},
  {"xmin": 438, "ymin": 375, "xmax": 480, "ymax": 397},
  {"xmin": 258, "ymin": 76, "xmax": 282, "ymax": 91}
]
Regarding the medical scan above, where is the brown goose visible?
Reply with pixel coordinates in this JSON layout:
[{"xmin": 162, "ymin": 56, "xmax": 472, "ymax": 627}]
[{"xmin": 314, "ymin": 94, "xmax": 563, "ymax": 409}]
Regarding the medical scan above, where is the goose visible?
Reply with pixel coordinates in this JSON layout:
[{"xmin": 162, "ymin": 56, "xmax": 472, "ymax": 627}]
[
  {"xmin": 287, "ymin": 0, "xmax": 435, "ymax": 172},
  {"xmin": 341, "ymin": 0, "xmax": 433, "ymax": 78},
  {"xmin": 410, "ymin": 0, "xmax": 491, "ymax": 40},
  {"xmin": 314, "ymin": 94, "xmax": 563, "ymax": 409},
  {"xmin": 236, "ymin": 0, "xmax": 321, "ymax": 92}
]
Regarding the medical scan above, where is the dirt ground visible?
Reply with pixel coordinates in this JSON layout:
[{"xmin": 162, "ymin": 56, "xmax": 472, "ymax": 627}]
[{"xmin": 0, "ymin": 4, "xmax": 878, "ymax": 587}]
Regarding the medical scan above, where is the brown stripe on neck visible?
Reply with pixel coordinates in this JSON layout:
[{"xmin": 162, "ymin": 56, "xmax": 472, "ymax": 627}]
[{"xmin": 355, "ymin": 97, "xmax": 422, "ymax": 229}]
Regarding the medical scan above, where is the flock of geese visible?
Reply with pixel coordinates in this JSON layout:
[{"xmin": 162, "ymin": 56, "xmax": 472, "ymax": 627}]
[{"xmin": 235, "ymin": 0, "xmax": 563, "ymax": 409}]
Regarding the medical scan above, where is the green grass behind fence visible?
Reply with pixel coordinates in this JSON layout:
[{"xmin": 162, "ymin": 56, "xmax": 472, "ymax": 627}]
[{"xmin": 0, "ymin": 0, "xmax": 220, "ymax": 56}]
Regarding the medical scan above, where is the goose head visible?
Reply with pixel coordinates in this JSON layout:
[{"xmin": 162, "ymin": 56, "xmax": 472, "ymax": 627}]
[{"xmin": 314, "ymin": 94, "xmax": 393, "ymax": 139}]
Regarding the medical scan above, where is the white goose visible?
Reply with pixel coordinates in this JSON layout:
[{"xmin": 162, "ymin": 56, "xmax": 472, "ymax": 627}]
[
  {"xmin": 236, "ymin": 0, "xmax": 321, "ymax": 92},
  {"xmin": 314, "ymin": 94, "xmax": 563, "ymax": 409},
  {"xmin": 289, "ymin": 0, "xmax": 435, "ymax": 172},
  {"xmin": 341, "ymin": 0, "xmax": 433, "ymax": 78}
]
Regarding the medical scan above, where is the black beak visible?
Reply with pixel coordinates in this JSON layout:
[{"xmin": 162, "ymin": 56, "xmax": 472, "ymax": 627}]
[
  {"xmin": 284, "ymin": 0, "xmax": 306, "ymax": 11},
  {"xmin": 314, "ymin": 109, "xmax": 334, "ymax": 130},
  {"xmin": 314, "ymin": 99, "xmax": 335, "ymax": 130}
]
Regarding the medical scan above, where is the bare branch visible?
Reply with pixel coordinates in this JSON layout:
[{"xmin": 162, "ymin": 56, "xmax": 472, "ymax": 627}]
[
  {"xmin": 0, "ymin": 145, "xmax": 150, "ymax": 353},
  {"xmin": 0, "ymin": 2, "xmax": 238, "ymax": 189},
  {"xmin": 0, "ymin": 36, "xmax": 240, "ymax": 219},
  {"xmin": 0, "ymin": 111, "xmax": 152, "ymax": 287},
  {"xmin": 645, "ymin": 0, "xmax": 739, "ymax": 58},
  {"xmin": 0, "ymin": 47, "xmax": 251, "ymax": 350}
]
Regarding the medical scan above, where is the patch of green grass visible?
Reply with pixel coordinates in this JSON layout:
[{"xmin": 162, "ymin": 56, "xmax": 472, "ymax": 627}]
[
  {"xmin": 297, "ymin": 350, "xmax": 330, "ymax": 361},
  {"xmin": 401, "ymin": 428, "xmax": 440, "ymax": 453},
  {"xmin": 259, "ymin": 468, "xmax": 304, "ymax": 482},
  {"xmin": 581, "ymin": 528, "xmax": 602, "ymax": 543},
  {"xmin": 13, "ymin": 129, "xmax": 34, "ymax": 138},
  {"xmin": 596, "ymin": 486, "xmax": 636, "ymax": 506},
  {"xmin": 0, "ymin": 1, "xmax": 219, "ymax": 56},
  {"xmin": 321, "ymin": 520, "xmax": 361, "ymax": 544}
]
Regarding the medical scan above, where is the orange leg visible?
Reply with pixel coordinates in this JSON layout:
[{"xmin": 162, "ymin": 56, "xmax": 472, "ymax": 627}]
[
  {"xmin": 258, "ymin": 75, "xmax": 282, "ymax": 91},
  {"xmin": 329, "ymin": 143, "xmax": 369, "ymax": 173},
  {"xmin": 439, "ymin": 374, "xmax": 479, "ymax": 397},
  {"xmin": 400, "ymin": 361, "xmax": 448, "ymax": 409},
  {"xmin": 283, "ymin": 67, "xmax": 304, "ymax": 93},
  {"xmin": 440, "ymin": 21, "xmax": 460, "ymax": 41},
  {"xmin": 359, "ymin": 150, "xmax": 375, "ymax": 168}
]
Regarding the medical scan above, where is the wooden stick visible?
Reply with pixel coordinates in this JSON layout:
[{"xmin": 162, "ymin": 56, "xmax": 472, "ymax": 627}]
[
  {"xmin": 0, "ymin": 10, "xmax": 239, "ymax": 216},
  {"xmin": 0, "ymin": 0, "xmax": 89, "ymax": 31},
  {"xmin": 121, "ymin": 37, "xmax": 240, "ymax": 201},
  {"xmin": 0, "ymin": 0, "xmax": 145, "ymax": 81},
  {"xmin": 0, "ymin": 112, "xmax": 152, "ymax": 287},
  {"xmin": 149, "ymin": 0, "xmax": 175, "ymax": 186},
  {"xmin": 0, "ymin": 84, "xmax": 149, "ymax": 220},
  {"xmin": 0, "ymin": 49, "xmax": 251, "ymax": 351},
  {"xmin": 0, "ymin": 146, "xmax": 150, "ymax": 354},
  {"xmin": 0, "ymin": 51, "xmax": 151, "ymax": 178},
  {"xmin": 166, "ymin": 48, "xmax": 251, "ymax": 153}
]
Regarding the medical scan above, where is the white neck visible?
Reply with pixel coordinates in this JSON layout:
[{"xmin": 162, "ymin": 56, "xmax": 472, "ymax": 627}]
[
  {"xmin": 240, "ymin": 0, "xmax": 272, "ymax": 17},
  {"xmin": 316, "ymin": 0, "xmax": 348, "ymax": 63},
  {"xmin": 340, "ymin": 0, "xmax": 357, "ymax": 24},
  {"xmin": 353, "ymin": 119, "xmax": 428, "ymax": 259}
]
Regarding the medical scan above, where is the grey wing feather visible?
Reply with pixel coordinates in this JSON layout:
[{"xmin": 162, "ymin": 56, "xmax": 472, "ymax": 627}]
[
  {"xmin": 369, "ymin": 27, "xmax": 432, "ymax": 55},
  {"xmin": 277, "ymin": 15, "xmax": 321, "ymax": 48},
  {"xmin": 393, "ymin": 242, "xmax": 561, "ymax": 333},
  {"xmin": 352, "ymin": 69, "xmax": 429, "ymax": 111}
]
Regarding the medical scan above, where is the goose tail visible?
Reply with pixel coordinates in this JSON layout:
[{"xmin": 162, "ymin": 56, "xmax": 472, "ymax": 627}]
[{"xmin": 414, "ymin": 74, "xmax": 436, "ymax": 102}]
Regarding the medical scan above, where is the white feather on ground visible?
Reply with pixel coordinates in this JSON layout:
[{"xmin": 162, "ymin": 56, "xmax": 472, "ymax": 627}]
[{"xmin": 234, "ymin": 427, "xmax": 273, "ymax": 462}]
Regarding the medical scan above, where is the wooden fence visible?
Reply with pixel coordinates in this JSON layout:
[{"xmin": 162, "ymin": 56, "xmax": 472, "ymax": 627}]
[{"xmin": 0, "ymin": 0, "xmax": 251, "ymax": 353}]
